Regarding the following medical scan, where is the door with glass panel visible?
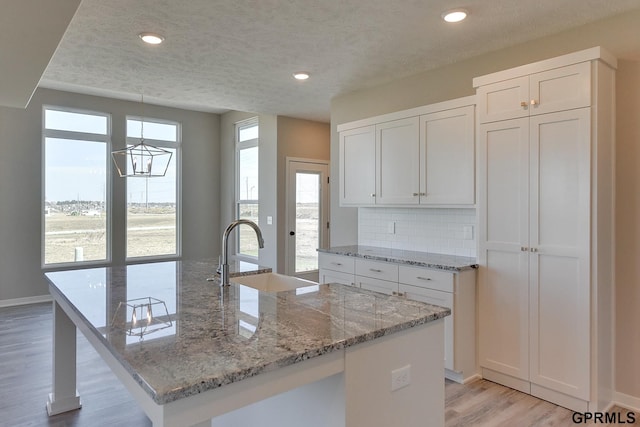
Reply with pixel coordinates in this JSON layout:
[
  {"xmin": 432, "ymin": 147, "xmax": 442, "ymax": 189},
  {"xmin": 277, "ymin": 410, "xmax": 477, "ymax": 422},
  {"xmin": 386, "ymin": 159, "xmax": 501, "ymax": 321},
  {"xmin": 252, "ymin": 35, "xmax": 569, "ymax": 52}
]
[{"xmin": 285, "ymin": 159, "xmax": 329, "ymax": 282}]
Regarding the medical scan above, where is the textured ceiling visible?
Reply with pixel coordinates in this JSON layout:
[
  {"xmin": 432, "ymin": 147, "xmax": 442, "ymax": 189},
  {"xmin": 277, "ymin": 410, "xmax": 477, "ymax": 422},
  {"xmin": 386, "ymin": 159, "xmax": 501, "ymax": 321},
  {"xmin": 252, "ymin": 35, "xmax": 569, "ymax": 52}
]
[{"xmin": 40, "ymin": 0, "xmax": 640, "ymax": 122}]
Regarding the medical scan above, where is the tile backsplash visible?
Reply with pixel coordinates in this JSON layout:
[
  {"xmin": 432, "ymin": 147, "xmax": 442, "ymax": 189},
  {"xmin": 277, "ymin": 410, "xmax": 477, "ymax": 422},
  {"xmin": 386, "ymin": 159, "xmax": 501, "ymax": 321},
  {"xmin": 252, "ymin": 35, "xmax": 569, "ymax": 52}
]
[{"xmin": 358, "ymin": 207, "xmax": 477, "ymax": 257}]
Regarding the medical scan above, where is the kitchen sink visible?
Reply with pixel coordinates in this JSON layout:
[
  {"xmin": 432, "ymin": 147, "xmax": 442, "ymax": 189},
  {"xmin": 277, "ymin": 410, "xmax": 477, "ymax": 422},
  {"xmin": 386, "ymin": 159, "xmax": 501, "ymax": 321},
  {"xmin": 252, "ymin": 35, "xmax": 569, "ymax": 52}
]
[{"xmin": 231, "ymin": 272, "xmax": 318, "ymax": 293}]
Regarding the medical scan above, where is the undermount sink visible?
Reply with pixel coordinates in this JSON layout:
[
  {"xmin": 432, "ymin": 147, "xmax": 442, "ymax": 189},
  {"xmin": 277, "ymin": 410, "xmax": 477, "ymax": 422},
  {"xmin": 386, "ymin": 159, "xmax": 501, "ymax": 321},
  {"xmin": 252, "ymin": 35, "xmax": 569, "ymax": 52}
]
[{"xmin": 230, "ymin": 272, "xmax": 318, "ymax": 293}]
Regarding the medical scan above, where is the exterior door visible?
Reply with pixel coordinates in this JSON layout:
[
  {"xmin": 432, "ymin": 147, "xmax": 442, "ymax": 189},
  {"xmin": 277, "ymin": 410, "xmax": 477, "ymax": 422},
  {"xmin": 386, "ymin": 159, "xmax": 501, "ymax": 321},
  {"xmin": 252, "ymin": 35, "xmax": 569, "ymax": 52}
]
[{"xmin": 285, "ymin": 159, "xmax": 329, "ymax": 281}]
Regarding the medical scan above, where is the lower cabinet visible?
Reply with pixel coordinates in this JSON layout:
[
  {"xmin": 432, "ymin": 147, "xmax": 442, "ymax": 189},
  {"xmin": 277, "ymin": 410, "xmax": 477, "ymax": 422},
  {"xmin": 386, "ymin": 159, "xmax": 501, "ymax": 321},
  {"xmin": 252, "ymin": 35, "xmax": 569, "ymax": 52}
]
[{"xmin": 318, "ymin": 252, "xmax": 477, "ymax": 383}]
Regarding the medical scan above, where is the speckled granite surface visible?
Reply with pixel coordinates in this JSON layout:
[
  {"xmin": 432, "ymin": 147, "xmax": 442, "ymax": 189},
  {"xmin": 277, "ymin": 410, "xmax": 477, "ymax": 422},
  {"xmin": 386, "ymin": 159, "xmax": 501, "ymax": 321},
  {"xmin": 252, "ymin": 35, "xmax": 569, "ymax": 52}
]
[
  {"xmin": 318, "ymin": 245, "xmax": 477, "ymax": 271},
  {"xmin": 45, "ymin": 259, "xmax": 449, "ymax": 405}
]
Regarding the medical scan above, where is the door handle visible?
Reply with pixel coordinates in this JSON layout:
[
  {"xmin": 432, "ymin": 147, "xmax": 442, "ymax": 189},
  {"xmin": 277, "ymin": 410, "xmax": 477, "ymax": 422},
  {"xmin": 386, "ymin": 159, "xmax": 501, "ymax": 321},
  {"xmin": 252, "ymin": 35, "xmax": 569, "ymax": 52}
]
[{"xmin": 289, "ymin": 231, "xmax": 295, "ymax": 236}]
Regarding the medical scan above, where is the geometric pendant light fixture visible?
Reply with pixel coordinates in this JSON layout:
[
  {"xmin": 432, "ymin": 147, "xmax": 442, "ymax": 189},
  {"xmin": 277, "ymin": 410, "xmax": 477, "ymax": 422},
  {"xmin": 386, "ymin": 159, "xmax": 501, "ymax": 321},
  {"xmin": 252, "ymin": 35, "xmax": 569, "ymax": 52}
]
[{"xmin": 111, "ymin": 95, "xmax": 172, "ymax": 177}]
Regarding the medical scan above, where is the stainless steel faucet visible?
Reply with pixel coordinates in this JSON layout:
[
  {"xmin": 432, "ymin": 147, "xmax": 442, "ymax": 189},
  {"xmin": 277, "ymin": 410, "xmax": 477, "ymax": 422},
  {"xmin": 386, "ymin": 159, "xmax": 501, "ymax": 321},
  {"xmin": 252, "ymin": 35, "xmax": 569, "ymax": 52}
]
[{"xmin": 219, "ymin": 219, "xmax": 264, "ymax": 286}]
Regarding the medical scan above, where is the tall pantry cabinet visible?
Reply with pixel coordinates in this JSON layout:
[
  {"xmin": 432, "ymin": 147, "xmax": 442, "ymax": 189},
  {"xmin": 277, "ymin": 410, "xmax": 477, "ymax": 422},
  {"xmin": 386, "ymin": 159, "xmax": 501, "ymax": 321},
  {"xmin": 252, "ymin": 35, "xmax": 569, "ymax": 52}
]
[{"xmin": 475, "ymin": 47, "xmax": 616, "ymax": 412}]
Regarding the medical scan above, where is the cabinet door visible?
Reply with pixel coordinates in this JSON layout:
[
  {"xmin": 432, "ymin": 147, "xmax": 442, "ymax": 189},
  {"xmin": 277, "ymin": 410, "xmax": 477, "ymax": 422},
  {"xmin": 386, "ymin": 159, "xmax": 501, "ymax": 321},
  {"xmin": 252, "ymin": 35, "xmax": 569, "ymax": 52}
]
[
  {"xmin": 477, "ymin": 76, "xmax": 529, "ymax": 123},
  {"xmin": 478, "ymin": 118, "xmax": 530, "ymax": 381},
  {"xmin": 375, "ymin": 117, "xmax": 420, "ymax": 205},
  {"xmin": 401, "ymin": 284, "xmax": 454, "ymax": 371},
  {"xmin": 339, "ymin": 126, "xmax": 376, "ymax": 206},
  {"xmin": 529, "ymin": 62, "xmax": 591, "ymax": 116},
  {"xmin": 419, "ymin": 105, "xmax": 475, "ymax": 205},
  {"xmin": 357, "ymin": 276, "xmax": 398, "ymax": 296},
  {"xmin": 528, "ymin": 108, "xmax": 591, "ymax": 400}
]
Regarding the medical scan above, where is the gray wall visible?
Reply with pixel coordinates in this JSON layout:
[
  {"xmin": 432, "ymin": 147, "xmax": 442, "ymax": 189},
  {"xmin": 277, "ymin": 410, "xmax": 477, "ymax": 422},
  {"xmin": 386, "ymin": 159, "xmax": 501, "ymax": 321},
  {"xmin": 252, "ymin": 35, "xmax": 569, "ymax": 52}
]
[
  {"xmin": 220, "ymin": 111, "xmax": 279, "ymax": 269},
  {"xmin": 276, "ymin": 116, "xmax": 330, "ymax": 273},
  {"xmin": 329, "ymin": 9, "xmax": 640, "ymax": 402},
  {"xmin": 0, "ymin": 88, "xmax": 220, "ymax": 302}
]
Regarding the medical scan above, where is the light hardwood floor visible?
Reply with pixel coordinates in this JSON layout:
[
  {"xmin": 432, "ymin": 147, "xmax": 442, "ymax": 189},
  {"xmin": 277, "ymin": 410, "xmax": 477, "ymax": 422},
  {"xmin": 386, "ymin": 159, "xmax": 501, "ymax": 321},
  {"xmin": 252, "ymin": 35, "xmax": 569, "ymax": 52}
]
[{"xmin": 1, "ymin": 303, "xmax": 636, "ymax": 426}]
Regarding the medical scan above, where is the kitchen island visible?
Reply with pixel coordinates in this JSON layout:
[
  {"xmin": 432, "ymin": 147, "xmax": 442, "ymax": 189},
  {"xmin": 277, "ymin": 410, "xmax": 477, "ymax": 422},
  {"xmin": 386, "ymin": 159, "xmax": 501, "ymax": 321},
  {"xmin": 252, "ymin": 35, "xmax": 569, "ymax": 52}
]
[{"xmin": 45, "ymin": 259, "xmax": 450, "ymax": 427}]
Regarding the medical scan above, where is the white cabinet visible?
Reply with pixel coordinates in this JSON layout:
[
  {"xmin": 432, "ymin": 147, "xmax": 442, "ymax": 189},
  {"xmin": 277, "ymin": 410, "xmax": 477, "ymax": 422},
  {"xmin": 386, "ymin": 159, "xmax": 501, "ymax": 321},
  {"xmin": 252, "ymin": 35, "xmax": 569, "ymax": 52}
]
[
  {"xmin": 339, "ymin": 125, "xmax": 376, "ymax": 205},
  {"xmin": 337, "ymin": 96, "xmax": 475, "ymax": 207},
  {"xmin": 476, "ymin": 61, "xmax": 591, "ymax": 123},
  {"xmin": 475, "ymin": 47, "xmax": 616, "ymax": 412},
  {"xmin": 318, "ymin": 251, "xmax": 477, "ymax": 384},
  {"xmin": 420, "ymin": 106, "xmax": 475, "ymax": 204},
  {"xmin": 319, "ymin": 252, "xmax": 355, "ymax": 286},
  {"xmin": 375, "ymin": 117, "xmax": 420, "ymax": 205}
]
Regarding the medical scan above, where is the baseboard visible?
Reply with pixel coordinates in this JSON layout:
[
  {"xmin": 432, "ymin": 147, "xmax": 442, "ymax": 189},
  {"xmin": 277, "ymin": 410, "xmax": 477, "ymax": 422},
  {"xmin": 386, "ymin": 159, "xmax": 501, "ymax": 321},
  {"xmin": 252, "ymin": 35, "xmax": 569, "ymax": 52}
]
[
  {"xmin": 0, "ymin": 294, "xmax": 52, "ymax": 308},
  {"xmin": 614, "ymin": 391, "xmax": 640, "ymax": 412}
]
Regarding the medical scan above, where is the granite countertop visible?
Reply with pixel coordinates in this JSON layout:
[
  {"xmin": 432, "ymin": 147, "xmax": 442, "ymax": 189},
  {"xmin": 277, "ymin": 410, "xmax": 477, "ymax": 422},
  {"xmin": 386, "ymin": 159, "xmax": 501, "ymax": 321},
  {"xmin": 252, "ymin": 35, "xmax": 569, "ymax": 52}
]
[
  {"xmin": 318, "ymin": 245, "xmax": 478, "ymax": 271},
  {"xmin": 45, "ymin": 259, "xmax": 450, "ymax": 405}
]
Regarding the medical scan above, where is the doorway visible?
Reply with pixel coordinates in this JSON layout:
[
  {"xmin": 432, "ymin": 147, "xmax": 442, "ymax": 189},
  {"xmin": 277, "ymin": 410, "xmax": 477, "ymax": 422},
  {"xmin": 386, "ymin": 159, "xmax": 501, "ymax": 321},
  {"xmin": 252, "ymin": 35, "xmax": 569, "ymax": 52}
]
[{"xmin": 285, "ymin": 158, "xmax": 329, "ymax": 281}]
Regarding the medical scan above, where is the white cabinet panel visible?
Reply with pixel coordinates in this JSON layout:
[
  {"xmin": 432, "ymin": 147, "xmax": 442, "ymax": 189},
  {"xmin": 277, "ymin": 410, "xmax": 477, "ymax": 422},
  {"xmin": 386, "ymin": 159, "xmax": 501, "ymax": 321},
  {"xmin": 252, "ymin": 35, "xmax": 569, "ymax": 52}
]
[
  {"xmin": 477, "ymin": 76, "xmax": 529, "ymax": 123},
  {"xmin": 419, "ymin": 106, "xmax": 475, "ymax": 205},
  {"xmin": 357, "ymin": 275, "xmax": 397, "ymax": 295},
  {"xmin": 339, "ymin": 126, "xmax": 375, "ymax": 206},
  {"xmin": 318, "ymin": 252, "xmax": 355, "ymax": 275},
  {"xmin": 319, "ymin": 269, "xmax": 355, "ymax": 287},
  {"xmin": 375, "ymin": 117, "xmax": 420, "ymax": 205},
  {"xmin": 398, "ymin": 265, "xmax": 453, "ymax": 292},
  {"xmin": 530, "ymin": 62, "xmax": 591, "ymax": 116},
  {"xmin": 355, "ymin": 259, "xmax": 399, "ymax": 283},
  {"xmin": 401, "ymin": 284, "xmax": 454, "ymax": 371}
]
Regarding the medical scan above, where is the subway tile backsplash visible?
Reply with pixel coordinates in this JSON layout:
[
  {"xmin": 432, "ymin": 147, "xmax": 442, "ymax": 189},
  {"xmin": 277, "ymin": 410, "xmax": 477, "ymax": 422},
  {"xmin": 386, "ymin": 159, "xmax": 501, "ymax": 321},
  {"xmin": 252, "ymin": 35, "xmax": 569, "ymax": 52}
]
[{"xmin": 358, "ymin": 207, "xmax": 477, "ymax": 258}]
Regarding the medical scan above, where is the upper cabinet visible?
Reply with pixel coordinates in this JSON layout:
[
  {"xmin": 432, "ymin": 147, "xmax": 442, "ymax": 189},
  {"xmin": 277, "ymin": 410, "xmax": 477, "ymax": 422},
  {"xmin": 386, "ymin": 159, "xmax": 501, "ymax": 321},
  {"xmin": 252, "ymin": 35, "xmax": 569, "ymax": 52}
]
[
  {"xmin": 339, "ymin": 125, "xmax": 376, "ymax": 205},
  {"xmin": 337, "ymin": 96, "xmax": 475, "ymax": 207},
  {"xmin": 476, "ymin": 61, "xmax": 591, "ymax": 123}
]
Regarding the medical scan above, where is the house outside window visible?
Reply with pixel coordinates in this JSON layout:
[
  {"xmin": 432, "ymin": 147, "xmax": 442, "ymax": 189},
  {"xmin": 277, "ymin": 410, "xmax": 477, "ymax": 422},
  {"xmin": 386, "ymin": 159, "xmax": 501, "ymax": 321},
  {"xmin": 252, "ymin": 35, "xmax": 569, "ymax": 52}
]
[
  {"xmin": 43, "ymin": 106, "xmax": 111, "ymax": 265},
  {"xmin": 235, "ymin": 119, "xmax": 259, "ymax": 259},
  {"xmin": 125, "ymin": 117, "xmax": 181, "ymax": 259}
]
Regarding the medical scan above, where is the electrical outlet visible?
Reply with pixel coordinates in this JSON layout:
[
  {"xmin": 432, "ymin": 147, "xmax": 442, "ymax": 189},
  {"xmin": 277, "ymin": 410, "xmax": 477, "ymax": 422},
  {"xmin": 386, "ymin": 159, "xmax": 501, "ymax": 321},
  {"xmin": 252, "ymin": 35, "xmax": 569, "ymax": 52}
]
[
  {"xmin": 391, "ymin": 365, "xmax": 411, "ymax": 391},
  {"xmin": 463, "ymin": 225, "xmax": 473, "ymax": 240}
]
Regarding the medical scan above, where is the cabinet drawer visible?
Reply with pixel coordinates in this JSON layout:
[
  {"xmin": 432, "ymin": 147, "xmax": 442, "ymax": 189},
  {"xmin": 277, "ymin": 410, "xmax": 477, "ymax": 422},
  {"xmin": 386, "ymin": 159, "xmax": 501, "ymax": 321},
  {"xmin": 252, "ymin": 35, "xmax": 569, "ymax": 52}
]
[
  {"xmin": 357, "ymin": 275, "xmax": 398, "ymax": 296},
  {"xmin": 399, "ymin": 265, "xmax": 454, "ymax": 293},
  {"xmin": 319, "ymin": 269, "xmax": 355, "ymax": 287},
  {"xmin": 355, "ymin": 259, "xmax": 399, "ymax": 282},
  {"xmin": 318, "ymin": 253, "xmax": 355, "ymax": 274}
]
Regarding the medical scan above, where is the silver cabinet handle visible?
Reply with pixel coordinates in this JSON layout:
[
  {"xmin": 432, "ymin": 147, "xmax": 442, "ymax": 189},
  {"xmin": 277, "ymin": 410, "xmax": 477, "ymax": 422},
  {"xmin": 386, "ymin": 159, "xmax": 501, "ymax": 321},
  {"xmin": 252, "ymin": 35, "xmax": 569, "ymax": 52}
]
[
  {"xmin": 369, "ymin": 268, "xmax": 382, "ymax": 273},
  {"xmin": 416, "ymin": 276, "xmax": 432, "ymax": 281},
  {"xmin": 370, "ymin": 193, "xmax": 376, "ymax": 197},
  {"xmin": 530, "ymin": 99, "xmax": 538, "ymax": 106},
  {"xmin": 331, "ymin": 262, "xmax": 342, "ymax": 266},
  {"xmin": 520, "ymin": 101, "xmax": 528, "ymax": 108},
  {"xmin": 420, "ymin": 192, "xmax": 426, "ymax": 196},
  {"xmin": 521, "ymin": 247, "xmax": 529, "ymax": 252},
  {"xmin": 413, "ymin": 192, "xmax": 419, "ymax": 196},
  {"xmin": 530, "ymin": 248, "xmax": 538, "ymax": 252}
]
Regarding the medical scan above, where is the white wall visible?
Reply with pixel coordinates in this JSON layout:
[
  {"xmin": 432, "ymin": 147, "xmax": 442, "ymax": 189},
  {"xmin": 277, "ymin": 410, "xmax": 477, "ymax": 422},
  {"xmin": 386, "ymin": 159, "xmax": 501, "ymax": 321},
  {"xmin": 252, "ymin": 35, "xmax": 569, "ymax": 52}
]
[
  {"xmin": 358, "ymin": 208, "xmax": 476, "ymax": 257},
  {"xmin": 0, "ymin": 88, "xmax": 220, "ymax": 302}
]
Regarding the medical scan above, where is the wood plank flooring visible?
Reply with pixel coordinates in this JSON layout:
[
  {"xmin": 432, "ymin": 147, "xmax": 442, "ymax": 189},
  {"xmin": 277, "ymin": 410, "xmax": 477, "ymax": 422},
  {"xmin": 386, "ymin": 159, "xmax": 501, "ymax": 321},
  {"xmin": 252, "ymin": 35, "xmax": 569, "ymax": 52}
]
[{"xmin": 1, "ymin": 303, "xmax": 637, "ymax": 426}]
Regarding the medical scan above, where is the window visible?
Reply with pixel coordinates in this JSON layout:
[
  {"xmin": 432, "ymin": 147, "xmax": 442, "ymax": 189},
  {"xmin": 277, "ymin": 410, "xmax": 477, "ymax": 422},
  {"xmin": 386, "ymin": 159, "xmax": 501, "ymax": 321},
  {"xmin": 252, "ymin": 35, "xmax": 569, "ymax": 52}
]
[
  {"xmin": 126, "ymin": 117, "xmax": 180, "ymax": 259},
  {"xmin": 43, "ymin": 107, "xmax": 110, "ymax": 265},
  {"xmin": 235, "ymin": 119, "xmax": 259, "ymax": 259}
]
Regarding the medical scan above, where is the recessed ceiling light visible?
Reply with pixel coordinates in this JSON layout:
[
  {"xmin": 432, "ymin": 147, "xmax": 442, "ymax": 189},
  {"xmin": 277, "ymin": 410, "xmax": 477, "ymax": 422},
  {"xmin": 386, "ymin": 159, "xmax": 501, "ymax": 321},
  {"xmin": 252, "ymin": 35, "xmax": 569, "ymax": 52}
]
[
  {"xmin": 442, "ymin": 9, "xmax": 468, "ymax": 23},
  {"xmin": 139, "ymin": 32, "xmax": 165, "ymax": 45},
  {"xmin": 293, "ymin": 72, "xmax": 310, "ymax": 80}
]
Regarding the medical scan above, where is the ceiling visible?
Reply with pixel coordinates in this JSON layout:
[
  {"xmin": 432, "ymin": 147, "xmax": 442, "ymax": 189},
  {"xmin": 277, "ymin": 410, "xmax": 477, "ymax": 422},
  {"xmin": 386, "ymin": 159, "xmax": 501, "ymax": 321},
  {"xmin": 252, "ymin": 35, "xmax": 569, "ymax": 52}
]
[{"xmin": 32, "ymin": 0, "xmax": 640, "ymax": 122}]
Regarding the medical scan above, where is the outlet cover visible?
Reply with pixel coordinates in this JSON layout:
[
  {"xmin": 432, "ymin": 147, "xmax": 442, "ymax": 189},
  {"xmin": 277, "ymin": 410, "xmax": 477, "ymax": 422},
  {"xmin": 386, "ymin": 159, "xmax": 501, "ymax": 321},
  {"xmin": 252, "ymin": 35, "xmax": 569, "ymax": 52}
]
[{"xmin": 391, "ymin": 365, "xmax": 411, "ymax": 391}]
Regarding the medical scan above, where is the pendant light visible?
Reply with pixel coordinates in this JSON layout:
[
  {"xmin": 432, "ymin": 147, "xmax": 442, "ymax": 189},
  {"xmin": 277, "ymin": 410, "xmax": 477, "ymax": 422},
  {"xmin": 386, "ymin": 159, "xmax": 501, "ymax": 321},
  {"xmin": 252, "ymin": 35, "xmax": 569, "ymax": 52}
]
[{"xmin": 111, "ymin": 94, "xmax": 173, "ymax": 178}]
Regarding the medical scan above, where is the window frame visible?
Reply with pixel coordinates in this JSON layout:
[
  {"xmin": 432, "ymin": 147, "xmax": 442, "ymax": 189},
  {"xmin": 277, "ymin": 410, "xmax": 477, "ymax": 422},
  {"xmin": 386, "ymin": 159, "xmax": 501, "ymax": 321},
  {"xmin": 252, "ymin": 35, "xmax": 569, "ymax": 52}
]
[
  {"xmin": 41, "ymin": 105, "xmax": 112, "ymax": 269},
  {"xmin": 234, "ymin": 118, "xmax": 259, "ymax": 261},
  {"xmin": 125, "ymin": 115, "xmax": 182, "ymax": 261}
]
